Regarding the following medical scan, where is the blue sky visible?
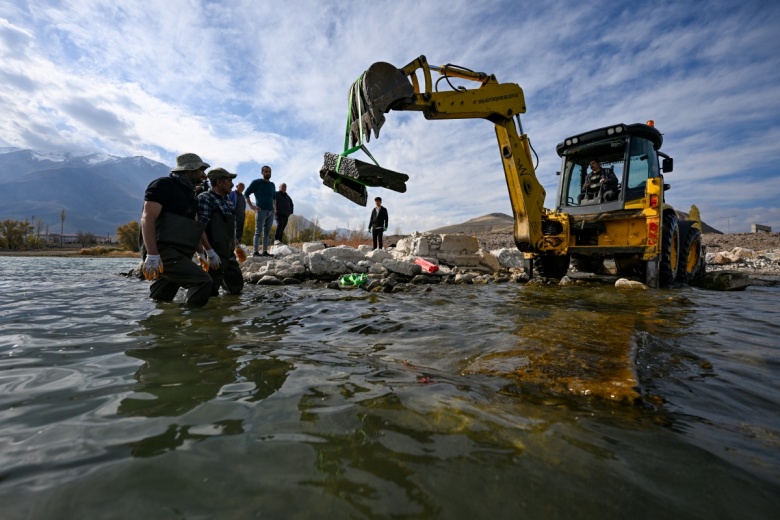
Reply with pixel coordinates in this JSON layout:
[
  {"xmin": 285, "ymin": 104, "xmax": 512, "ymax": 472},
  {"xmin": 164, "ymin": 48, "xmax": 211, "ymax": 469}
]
[{"xmin": 1, "ymin": 0, "xmax": 779, "ymax": 233}]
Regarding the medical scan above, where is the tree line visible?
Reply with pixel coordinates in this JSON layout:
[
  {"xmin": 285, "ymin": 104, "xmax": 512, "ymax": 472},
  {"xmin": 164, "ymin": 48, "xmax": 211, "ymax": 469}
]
[
  {"xmin": 2, "ymin": 211, "xmax": 358, "ymax": 251},
  {"xmin": 0, "ymin": 218, "xmax": 107, "ymax": 249}
]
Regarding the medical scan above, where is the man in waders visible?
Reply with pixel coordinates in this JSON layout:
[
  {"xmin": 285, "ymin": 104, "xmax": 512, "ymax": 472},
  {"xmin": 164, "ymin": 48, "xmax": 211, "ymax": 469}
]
[
  {"xmin": 197, "ymin": 167, "xmax": 244, "ymax": 296},
  {"xmin": 140, "ymin": 153, "xmax": 213, "ymax": 306}
]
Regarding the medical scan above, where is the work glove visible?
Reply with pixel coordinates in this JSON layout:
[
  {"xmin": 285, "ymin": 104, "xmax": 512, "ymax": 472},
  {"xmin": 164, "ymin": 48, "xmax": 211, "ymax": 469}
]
[
  {"xmin": 142, "ymin": 254, "xmax": 163, "ymax": 281},
  {"xmin": 206, "ymin": 249, "xmax": 221, "ymax": 270},
  {"xmin": 197, "ymin": 251, "xmax": 209, "ymax": 271},
  {"xmin": 383, "ymin": 227, "xmax": 387, "ymax": 232},
  {"xmin": 234, "ymin": 246, "xmax": 247, "ymax": 262}
]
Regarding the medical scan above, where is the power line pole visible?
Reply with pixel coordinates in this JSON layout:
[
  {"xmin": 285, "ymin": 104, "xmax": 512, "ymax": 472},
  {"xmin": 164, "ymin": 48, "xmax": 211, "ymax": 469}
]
[
  {"xmin": 720, "ymin": 215, "xmax": 736, "ymax": 234},
  {"xmin": 60, "ymin": 208, "xmax": 65, "ymax": 248}
]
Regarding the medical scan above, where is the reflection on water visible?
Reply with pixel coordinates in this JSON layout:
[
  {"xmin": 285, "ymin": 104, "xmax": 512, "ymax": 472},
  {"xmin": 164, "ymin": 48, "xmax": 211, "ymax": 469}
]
[{"xmin": 0, "ymin": 257, "xmax": 778, "ymax": 519}]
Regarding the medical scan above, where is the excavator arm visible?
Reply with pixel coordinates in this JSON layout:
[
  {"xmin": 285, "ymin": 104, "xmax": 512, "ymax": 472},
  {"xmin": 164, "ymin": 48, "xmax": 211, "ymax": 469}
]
[{"xmin": 320, "ymin": 55, "xmax": 569, "ymax": 254}]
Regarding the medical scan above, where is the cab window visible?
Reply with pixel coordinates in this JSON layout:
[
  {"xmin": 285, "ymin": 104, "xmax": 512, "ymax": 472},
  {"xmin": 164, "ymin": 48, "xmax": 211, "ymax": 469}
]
[{"xmin": 625, "ymin": 138, "xmax": 659, "ymax": 200}]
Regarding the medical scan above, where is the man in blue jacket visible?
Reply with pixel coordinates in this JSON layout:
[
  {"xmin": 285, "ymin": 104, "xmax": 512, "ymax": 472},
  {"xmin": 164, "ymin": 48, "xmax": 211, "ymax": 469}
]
[{"xmin": 244, "ymin": 165, "xmax": 276, "ymax": 257}]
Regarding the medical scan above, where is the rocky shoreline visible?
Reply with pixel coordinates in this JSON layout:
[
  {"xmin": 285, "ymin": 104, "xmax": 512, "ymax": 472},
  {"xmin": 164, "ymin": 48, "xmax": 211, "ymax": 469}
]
[{"xmin": 228, "ymin": 231, "xmax": 780, "ymax": 292}]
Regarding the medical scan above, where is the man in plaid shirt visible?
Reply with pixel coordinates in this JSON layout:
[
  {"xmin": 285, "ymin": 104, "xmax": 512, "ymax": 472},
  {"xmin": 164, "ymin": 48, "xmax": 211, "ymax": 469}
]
[{"xmin": 196, "ymin": 168, "xmax": 244, "ymax": 296}]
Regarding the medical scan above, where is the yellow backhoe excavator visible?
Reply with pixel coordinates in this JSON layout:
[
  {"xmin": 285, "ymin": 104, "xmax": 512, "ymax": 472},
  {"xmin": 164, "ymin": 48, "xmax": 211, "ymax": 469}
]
[{"xmin": 320, "ymin": 55, "xmax": 704, "ymax": 287}]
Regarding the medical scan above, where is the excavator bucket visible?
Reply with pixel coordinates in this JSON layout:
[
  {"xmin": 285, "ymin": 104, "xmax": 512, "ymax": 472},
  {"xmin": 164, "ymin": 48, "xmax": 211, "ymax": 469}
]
[
  {"xmin": 349, "ymin": 62, "xmax": 415, "ymax": 147},
  {"xmin": 319, "ymin": 152, "xmax": 409, "ymax": 206},
  {"xmin": 320, "ymin": 61, "xmax": 414, "ymax": 206}
]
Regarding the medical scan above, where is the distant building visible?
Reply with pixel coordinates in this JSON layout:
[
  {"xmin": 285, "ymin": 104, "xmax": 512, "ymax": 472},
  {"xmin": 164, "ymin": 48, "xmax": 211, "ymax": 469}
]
[
  {"xmin": 40, "ymin": 233, "xmax": 114, "ymax": 245},
  {"xmin": 751, "ymin": 224, "xmax": 772, "ymax": 233}
]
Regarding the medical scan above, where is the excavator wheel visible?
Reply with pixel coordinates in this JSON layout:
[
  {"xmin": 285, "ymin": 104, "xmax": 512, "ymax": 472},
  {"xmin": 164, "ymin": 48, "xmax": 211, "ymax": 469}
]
[
  {"xmin": 676, "ymin": 226, "xmax": 703, "ymax": 284},
  {"xmin": 535, "ymin": 254, "xmax": 571, "ymax": 279},
  {"xmin": 659, "ymin": 212, "xmax": 680, "ymax": 286}
]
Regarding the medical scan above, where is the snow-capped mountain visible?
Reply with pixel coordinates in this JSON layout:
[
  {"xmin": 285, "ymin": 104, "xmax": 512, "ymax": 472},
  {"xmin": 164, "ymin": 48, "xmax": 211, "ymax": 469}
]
[{"xmin": 0, "ymin": 148, "xmax": 171, "ymax": 234}]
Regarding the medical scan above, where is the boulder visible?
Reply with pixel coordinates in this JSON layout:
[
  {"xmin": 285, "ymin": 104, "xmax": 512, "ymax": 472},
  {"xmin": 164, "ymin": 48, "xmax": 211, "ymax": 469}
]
[
  {"xmin": 382, "ymin": 258, "xmax": 422, "ymax": 277},
  {"xmin": 320, "ymin": 245, "xmax": 366, "ymax": 263},
  {"xmin": 302, "ymin": 242, "xmax": 326, "ymax": 253},
  {"xmin": 305, "ymin": 253, "xmax": 347, "ymax": 278},
  {"xmin": 615, "ymin": 278, "xmax": 648, "ymax": 289},
  {"xmin": 477, "ymin": 249, "xmax": 501, "ymax": 271},
  {"xmin": 492, "ymin": 248, "xmax": 524, "ymax": 269},
  {"xmin": 693, "ymin": 271, "xmax": 753, "ymax": 291},
  {"xmin": 439, "ymin": 234, "xmax": 479, "ymax": 254}
]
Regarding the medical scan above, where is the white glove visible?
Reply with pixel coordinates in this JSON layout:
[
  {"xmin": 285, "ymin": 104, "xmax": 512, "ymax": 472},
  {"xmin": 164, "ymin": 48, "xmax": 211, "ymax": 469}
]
[
  {"xmin": 206, "ymin": 249, "xmax": 221, "ymax": 270},
  {"xmin": 142, "ymin": 254, "xmax": 163, "ymax": 281}
]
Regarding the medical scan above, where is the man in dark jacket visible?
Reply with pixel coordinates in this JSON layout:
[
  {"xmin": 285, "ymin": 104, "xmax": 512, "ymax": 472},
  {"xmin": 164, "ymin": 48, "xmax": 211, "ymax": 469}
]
[
  {"xmin": 140, "ymin": 152, "xmax": 213, "ymax": 306},
  {"xmin": 368, "ymin": 196, "xmax": 389, "ymax": 249},
  {"xmin": 197, "ymin": 168, "xmax": 244, "ymax": 296},
  {"xmin": 227, "ymin": 182, "xmax": 246, "ymax": 243},
  {"xmin": 274, "ymin": 183, "xmax": 294, "ymax": 244}
]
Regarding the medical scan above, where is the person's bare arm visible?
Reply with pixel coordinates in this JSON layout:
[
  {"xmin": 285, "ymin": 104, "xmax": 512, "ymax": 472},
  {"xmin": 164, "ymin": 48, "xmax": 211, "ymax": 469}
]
[{"xmin": 140, "ymin": 201, "xmax": 163, "ymax": 255}]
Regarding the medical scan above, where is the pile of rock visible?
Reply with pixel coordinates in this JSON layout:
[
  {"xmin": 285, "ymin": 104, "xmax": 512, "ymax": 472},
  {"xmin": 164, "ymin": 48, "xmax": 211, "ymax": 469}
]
[
  {"xmin": 705, "ymin": 246, "xmax": 780, "ymax": 274},
  {"xmin": 237, "ymin": 231, "xmax": 780, "ymax": 292},
  {"xmin": 241, "ymin": 232, "xmax": 527, "ymax": 292}
]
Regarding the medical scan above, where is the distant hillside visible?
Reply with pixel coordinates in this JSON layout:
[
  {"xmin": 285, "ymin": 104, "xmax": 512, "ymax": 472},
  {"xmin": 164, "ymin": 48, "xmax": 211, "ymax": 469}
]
[
  {"xmin": 0, "ymin": 149, "xmax": 170, "ymax": 234},
  {"xmin": 426, "ymin": 213, "xmax": 514, "ymax": 234},
  {"xmin": 429, "ymin": 211, "xmax": 721, "ymax": 235}
]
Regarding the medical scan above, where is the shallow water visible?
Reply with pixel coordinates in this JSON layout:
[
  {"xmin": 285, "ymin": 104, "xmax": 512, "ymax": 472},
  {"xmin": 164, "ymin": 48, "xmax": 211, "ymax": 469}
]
[{"xmin": 0, "ymin": 257, "xmax": 778, "ymax": 519}]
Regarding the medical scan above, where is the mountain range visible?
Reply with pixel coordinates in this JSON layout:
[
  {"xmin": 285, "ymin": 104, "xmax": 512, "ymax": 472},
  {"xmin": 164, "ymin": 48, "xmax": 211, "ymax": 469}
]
[
  {"xmin": 0, "ymin": 148, "xmax": 172, "ymax": 235},
  {"xmin": 0, "ymin": 147, "xmax": 721, "ymax": 237}
]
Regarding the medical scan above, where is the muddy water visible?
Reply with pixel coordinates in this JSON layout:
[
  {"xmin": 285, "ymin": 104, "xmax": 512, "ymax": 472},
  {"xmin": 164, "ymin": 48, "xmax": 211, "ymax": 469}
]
[{"xmin": 0, "ymin": 257, "xmax": 778, "ymax": 519}]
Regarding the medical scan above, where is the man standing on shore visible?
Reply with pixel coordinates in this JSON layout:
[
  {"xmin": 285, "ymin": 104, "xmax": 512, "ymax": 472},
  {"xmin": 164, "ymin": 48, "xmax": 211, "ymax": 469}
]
[
  {"xmin": 368, "ymin": 196, "xmax": 389, "ymax": 250},
  {"xmin": 244, "ymin": 166, "xmax": 276, "ymax": 257},
  {"xmin": 274, "ymin": 183, "xmax": 294, "ymax": 245},
  {"xmin": 228, "ymin": 182, "xmax": 246, "ymax": 244},
  {"xmin": 140, "ymin": 152, "xmax": 213, "ymax": 306}
]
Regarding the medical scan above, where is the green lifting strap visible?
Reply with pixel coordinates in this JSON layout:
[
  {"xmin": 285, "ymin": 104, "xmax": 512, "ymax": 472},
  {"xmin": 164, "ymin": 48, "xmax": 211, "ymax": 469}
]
[{"xmin": 335, "ymin": 73, "xmax": 380, "ymax": 179}]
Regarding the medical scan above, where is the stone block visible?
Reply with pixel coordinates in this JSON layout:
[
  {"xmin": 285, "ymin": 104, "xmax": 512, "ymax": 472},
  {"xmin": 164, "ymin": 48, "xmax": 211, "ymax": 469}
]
[
  {"xmin": 302, "ymin": 242, "xmax": 326, "ymax": 253},
  {"xmin": 382, "ymin": 258, "xmax": 422, "ymax": 277},
  {"xmin": 439, "ymin": 234, "xmax": 479, "ymax": 254}
]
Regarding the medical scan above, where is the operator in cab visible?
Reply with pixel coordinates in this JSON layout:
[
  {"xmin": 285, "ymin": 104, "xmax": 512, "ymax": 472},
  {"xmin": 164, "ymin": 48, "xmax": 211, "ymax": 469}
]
[{"xmin": 582, "ymin": 159, "xmax": 619, "ymax": 201}]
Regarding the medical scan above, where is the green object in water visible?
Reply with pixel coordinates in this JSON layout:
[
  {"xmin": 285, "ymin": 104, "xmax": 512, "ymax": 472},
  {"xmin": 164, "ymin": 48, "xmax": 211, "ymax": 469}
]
[{"xmin": 340, "ymin": 273, "xmax": 368, "ymax": 287}]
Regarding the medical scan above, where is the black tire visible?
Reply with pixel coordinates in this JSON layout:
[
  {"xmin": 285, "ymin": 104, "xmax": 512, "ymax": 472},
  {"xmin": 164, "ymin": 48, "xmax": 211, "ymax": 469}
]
[
  {"xmin": 571, "ymin": 255, "xmax": 604, "ymax": 274},
  {"xmin": 659, "ymin": 212, "xmax": 680, "ymax": 286},
  {"xmin": 676, "ymin": 227, "xmax": 703, "ymax": 284},
  {"xmin": 536, "ymin": 254, "xmax": 571, "ymax": 279}
]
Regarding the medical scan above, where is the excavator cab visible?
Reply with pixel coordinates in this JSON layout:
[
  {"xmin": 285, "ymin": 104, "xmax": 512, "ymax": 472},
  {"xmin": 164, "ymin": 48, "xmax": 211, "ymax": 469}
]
[{"xmin": 555, "ymin": 123, "xmax": 664, "ymax": 214}]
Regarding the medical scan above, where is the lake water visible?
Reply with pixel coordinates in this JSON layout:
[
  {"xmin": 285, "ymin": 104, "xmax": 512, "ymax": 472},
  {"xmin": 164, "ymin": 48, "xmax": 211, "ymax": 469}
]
[{"xmin": 1, "ymin": 257, "xmax": 778, "ymax": 519}]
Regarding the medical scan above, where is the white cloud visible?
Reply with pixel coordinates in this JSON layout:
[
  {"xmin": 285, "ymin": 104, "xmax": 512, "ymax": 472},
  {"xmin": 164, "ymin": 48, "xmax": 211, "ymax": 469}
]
[{"xmin": 2, "ymin": 0, "xmax": 780, "ymax": 232}]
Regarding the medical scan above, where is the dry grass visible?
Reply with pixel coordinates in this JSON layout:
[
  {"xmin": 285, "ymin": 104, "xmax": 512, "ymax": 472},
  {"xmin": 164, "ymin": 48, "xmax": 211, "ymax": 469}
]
[{"xmin": 79, "ymin": 246, "xmax": 139, "ymax": 257}]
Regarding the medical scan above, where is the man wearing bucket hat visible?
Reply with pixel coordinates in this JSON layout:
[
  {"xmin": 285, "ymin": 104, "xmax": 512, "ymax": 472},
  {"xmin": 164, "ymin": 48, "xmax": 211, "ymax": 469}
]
[
  {"xmin": 140, "ymin": 152, "xmax": 214, "ymax": 306},
  {"xmin": 196, "ymin": 167, "xmax": 245, "ymax": 296}
]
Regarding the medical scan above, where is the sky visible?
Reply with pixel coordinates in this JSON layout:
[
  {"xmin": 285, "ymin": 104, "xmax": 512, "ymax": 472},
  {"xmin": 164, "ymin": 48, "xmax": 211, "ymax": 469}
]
[{"xmin": 1, "ymin": 0, "xmax": 779, "ymax": 234}]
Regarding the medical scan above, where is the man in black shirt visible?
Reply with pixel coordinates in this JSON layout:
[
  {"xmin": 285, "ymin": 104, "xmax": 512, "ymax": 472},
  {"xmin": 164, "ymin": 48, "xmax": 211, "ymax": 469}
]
[
  {"xmin": 140, "ymin": 152, "xmax": 213, "ymax": 306},
  {"xmin": 274, "ymin": 183, "xmax": 294, "ymax": 244}
]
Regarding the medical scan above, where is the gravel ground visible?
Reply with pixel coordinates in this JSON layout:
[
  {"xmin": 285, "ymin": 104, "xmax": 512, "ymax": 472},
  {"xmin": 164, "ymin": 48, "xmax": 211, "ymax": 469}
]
[{"xmin": 471, "ymin": 232, "xmax": 780, "ymax": 253}]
